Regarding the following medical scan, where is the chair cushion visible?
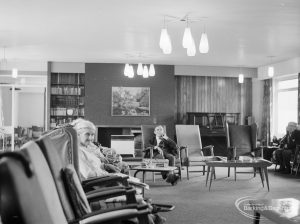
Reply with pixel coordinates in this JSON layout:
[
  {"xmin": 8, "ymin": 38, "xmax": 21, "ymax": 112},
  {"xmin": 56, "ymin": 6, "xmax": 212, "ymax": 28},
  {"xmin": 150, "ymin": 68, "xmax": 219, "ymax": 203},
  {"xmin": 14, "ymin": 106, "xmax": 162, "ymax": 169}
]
[{"xmin": 62, "ymin": 165, "xmax": 91, "ymax": 218}]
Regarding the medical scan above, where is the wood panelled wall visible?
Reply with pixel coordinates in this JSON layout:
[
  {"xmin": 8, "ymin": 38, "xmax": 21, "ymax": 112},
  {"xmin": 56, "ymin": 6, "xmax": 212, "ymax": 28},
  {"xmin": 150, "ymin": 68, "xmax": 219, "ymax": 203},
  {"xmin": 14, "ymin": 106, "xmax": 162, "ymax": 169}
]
[{"xmin": 175, "ymin": 76, "xmax": 252, "ymax": 124}]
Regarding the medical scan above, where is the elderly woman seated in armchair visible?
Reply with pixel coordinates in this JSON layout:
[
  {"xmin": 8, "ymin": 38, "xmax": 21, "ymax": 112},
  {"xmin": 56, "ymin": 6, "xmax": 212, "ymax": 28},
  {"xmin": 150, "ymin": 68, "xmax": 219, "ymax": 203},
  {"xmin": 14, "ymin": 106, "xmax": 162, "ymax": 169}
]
[{"xmin": 72, "ymin": 118, "xmax": 167, "ymax": 224}]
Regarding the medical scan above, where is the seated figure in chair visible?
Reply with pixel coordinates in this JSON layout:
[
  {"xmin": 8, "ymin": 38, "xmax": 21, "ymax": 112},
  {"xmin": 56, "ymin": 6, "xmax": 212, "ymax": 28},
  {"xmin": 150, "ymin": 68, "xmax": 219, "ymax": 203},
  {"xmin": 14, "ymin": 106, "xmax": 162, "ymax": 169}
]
[
  {"xmin": 145, "ymin": 125, "xmax": 179, "ymax": 185},
  {"xmin": 73, "ymin": 118, "xmax": 167, "ymax": 224},
  {"xmin": 72, "ymin": 118, "xmax": 129, "ymax": 175},
  {"xmin": 275, "ymin": 122, "xmax": 297, "ymax": 174}
]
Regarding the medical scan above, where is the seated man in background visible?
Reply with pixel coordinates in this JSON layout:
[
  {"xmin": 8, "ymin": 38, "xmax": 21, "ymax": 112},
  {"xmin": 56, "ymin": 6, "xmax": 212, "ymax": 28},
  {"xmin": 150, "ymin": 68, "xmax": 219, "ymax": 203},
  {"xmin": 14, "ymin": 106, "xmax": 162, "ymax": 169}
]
[
  {"xmin": 146, "ymin": 125, "xmax": 179, "ymax": 185},
  {"xmin": 275, "ymin": 122, "xmax": 297, "ymax": 174}
]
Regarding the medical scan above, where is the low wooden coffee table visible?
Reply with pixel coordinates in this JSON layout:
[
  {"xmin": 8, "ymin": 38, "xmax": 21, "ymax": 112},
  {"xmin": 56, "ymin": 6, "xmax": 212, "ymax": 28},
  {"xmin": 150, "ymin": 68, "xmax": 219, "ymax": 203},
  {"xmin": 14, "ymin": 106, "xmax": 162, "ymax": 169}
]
[
  {"xmin": 205, "ymin": 158, "xmax": 272, "ymax": 191},
  {"xmin": 130, "ymin": 166, "xmax": 177, "ymax": 196},
  {"xmin": 249, "ymin": 198, "xmax": 300, "ymax": 223}
]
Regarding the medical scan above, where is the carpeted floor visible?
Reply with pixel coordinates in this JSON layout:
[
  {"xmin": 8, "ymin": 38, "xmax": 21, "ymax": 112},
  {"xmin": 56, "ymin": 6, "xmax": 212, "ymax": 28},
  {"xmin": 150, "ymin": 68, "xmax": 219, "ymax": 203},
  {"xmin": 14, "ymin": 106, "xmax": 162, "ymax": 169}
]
[{"xmin": 137, "ymin": 165, "xmax": 300, "ymax": 224}]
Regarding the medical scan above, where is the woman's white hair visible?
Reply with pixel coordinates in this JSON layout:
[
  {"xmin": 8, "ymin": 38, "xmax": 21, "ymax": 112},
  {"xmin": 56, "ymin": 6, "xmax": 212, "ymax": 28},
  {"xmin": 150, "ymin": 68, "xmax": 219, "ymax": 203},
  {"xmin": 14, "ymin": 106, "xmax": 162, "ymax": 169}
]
[{"xmin": 71, "ymin": 118, "xmax": 96, "ymax": 134}]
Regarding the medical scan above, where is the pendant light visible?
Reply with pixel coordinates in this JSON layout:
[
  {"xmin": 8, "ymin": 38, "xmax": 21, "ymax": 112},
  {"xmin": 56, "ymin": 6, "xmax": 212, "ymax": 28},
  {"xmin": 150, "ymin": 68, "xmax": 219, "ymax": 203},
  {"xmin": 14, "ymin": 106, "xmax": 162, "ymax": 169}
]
[
  {"xmin": 143, "ymin": 65, "xmax": 149, "ymax": 78},
  {"xmin": 187, "ymin": 38, "xmax": 196, "ymax": 56},
  {"xmin": 149, "ymin": 64, "xmax": 155, "ymax": 76},
  {"xmin": 267, "ymin": 56, "xmax": 275, "ymax": 77},
  {"xmin": 128, "ymin": 65, "xmax": 134, "ymax": 78},
  {"xmin": 268, "ymin": 66, "xmax": 274, "ymax": 77},
  {"xmin": 182, "ymin": 27, "xmax": 193, "ymax": 49},
  {"xmin": 182, "ymin": 18, "xmax": 194, "ymax": 50},
  {"xmin": 159, "ymin": 16, "xmax": 172, "ymax": 54},
  {"xmin": 199, "ymin": 32, "xmax": 209, "ymax": 53},
  {"xmin": 12, "ymin": 68, "xmax": 18, "ymax": 78},
  {"xmin": 159, "ymin": 28, "xmax": 172, "ymax": 54},
  {"xmin": 137, "ymin": 63, "xmax": 143, "ymax": 75},
  {"xmin": 238, "ymin": 74, "xmax": 244, "ymax": 84},
  {"xmin": 124, "ymin": 63, "xmax": 130, "ymax": 76}
]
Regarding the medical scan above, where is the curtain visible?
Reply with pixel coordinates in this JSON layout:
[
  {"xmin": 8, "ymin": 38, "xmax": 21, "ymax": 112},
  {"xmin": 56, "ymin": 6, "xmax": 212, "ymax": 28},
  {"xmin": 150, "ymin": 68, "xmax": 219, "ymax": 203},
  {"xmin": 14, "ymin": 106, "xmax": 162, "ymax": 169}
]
[
  {"xmin": 261, "ymin": 79, "xmax": 272, "ymax": 145},
  {"xmin": 298, "ymin": 73, "xmax": 300, "ymax": 123}
]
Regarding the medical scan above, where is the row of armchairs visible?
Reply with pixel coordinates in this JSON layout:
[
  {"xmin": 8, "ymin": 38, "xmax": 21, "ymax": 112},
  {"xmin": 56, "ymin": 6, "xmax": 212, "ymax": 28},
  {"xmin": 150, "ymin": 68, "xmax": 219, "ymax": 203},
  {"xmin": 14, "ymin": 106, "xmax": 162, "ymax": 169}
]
[{"xmin": 0, "ymin": 126, "xmax": 152, "ymax": 224}]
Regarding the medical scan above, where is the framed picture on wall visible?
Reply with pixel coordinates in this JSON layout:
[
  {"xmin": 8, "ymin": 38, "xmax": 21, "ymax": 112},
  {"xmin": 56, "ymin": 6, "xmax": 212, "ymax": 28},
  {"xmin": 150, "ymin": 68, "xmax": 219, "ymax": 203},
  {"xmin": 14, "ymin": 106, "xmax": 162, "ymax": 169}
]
[{"xmin": 112, "ymin": 87, "xmax": 150, "ymax": 116}]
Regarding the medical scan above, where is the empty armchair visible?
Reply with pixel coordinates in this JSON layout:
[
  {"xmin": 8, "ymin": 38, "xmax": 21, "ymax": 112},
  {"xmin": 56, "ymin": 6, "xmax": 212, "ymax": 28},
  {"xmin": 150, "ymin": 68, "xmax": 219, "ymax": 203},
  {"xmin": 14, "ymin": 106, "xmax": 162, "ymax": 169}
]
[
  {"xmin": 175, "ymin": 125, "xmax": 214, "ymax": 180},
  {"xmin": 225, "ymin": 122, "xmax": 262, "ymax": 177}
]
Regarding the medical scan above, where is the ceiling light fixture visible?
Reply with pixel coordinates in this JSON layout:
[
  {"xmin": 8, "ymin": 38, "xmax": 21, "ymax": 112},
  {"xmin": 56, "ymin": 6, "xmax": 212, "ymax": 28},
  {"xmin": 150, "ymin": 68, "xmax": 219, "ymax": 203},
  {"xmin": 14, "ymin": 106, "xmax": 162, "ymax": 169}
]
[
  {"xmin": 137, "ymin": 63, "xmax": 143, "ymax": 75},
  {"xmin": 238, "ymin": 73, "xmax": 244, "ymax": 84},
  {"xmin": 149, "ymin": 64, "xmax": 155, "ymax": 76},
  {"xmin": 160, "ymin": 15, "xmax": 209, "ymax": 56},
  {"xmin": 267, "ymin": 56, "xmax": 275, "ymax": 77},
  {"xmin": 12, "ymin": 68, "xmax": 18, "ymax": 78},
  {"xmin": 124, "ymin": 63, "xmax": 130, "ymax": 77},
  {"xmin": 123, "ymin": 64, "xmax": 155, "ymax": 78},
  {"xmin": 159, "ymin": 17, "xmax": 172, "ymax": 54},
  {"xmin": 199, "ymin": 21, "xmax": 209, "ymax": 54},
  {"xmin": 128, "ymin": 65, "xmax": 134, "ymax": 78},
  {"xmin": 143, "ymin": 65, "xmax": 149, "ymax": 78}
]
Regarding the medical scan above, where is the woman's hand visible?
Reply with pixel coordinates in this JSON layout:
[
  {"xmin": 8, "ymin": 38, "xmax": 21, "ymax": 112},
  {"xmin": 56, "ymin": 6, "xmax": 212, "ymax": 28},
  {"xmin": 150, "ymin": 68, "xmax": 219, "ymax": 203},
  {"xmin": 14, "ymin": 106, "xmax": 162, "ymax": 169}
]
[{"xmin": 104, "ymin": 164, "xmax": 121, "ymax": 173}]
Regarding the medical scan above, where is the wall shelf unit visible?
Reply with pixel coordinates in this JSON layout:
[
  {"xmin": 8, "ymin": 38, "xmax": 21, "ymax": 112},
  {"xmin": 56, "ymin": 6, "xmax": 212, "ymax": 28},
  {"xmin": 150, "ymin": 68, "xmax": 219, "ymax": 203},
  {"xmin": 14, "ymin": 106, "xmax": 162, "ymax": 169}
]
[{"xmin": 49, "ymin": 73, "xmax": 85, "ymax": 128}]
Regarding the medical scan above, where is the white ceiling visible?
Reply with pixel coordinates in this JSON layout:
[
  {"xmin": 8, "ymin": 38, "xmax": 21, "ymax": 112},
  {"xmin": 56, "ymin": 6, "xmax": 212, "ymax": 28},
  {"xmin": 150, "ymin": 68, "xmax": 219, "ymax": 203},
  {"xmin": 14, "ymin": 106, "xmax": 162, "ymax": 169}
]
[{"xmin": 0, "ymin": 0, "xmax": 299, "ymax": 68}]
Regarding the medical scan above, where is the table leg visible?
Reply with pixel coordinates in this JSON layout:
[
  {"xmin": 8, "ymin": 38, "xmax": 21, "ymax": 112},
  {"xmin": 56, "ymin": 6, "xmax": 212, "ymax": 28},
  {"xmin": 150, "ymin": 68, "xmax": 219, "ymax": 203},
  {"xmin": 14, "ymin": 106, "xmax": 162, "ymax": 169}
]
[
  {"xmin": 206, "ymin": 166, "xmax": 211, "ymax": 187},
  {"xmin": 142, "ymin": 171, "xmax": 146, "ymax": 197},
  {"xmin": 209, "ymin": 167, "xmax": 214, "ymax": 191},
  {"xmin": 253, "ymin": 211, "xmax": 260, "ymax": 224},
  {"xmin": 234, "ymin": 167, "xmax": 236, "ymax": 181},
  {"xmin": 258, "ymin": 167, "xmax": 264, "ymax": 188},
  {"xmin": 263, "ymin": 167, "xmax": 270, "ymax": 192},
  {"xmin": 228, "ymin": 167, "xmax": 230, "ymax": 177}
]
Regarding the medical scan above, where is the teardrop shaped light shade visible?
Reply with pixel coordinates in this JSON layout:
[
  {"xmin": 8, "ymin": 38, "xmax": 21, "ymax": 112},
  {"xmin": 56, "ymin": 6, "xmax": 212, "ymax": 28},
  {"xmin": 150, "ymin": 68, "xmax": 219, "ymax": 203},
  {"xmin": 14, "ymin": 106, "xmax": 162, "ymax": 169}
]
[
  {"xmin": 159, "ymin": 28, "xmax": 168, "ymax": 49},
  {"xmin": 182, "ymin": 27, "xmax": 193, "ymax": 49},
  {"xmin": 160, "ymin": 28, "xmax": 172, "ymax": 54},
  {"xmin": 143, "ymin": 65, "xmax": 149, "ymax": 78},
  {"xmin": 124, "ymin": 64, "xmax": 129, "ymax": 76},
  {"xmin": 149, "ymin": 64, "xmax": 155, "ymax": 76},
  {"xmin": 199, "ymin": 32, "xmax": 209, "ymax": 53},
  {"xmin": 268, "ymin": 66, "xmax": 274, "ymax": 77},
  {"xmin": 128, "ymin": 65, "xmax": 134, "ymax": 78},
  {"xmin": 187, "ymin": 38, "xmax": 196, "ymax": 56},
  {"xmin": 137, "ymin": 63, "xmax": 143, "ymax": 75},
  {"xmin": 12, "ymin": 68, "xmax": 18, "ymax": 78},
  {"xmin": 238, "ymin": 73, "xmax": 244, "ymax": 83}
]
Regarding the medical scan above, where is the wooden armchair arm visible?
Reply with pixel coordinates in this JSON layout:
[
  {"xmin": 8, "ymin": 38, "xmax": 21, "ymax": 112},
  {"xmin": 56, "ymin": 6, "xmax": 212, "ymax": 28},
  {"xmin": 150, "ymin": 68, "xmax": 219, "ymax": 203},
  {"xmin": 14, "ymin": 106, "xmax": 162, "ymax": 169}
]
[
  {"xmin": 179, "ymin": 146, "xmax": 188, "ymax": 158},
  {"xmin": 253, "ymin": 146, "xmax": 263, "ymax": 158}
]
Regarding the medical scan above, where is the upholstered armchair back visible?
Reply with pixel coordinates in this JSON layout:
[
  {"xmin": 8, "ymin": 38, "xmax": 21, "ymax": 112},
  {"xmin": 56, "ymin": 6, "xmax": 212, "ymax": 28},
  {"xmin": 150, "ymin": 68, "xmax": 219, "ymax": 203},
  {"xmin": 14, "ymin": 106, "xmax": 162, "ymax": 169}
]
[
  {"xmin": 226, "ymin": 123, "xmax": 258, "ymax": 156},
  {"xmin": 40, "ymin": 126, "xmax": 79, "ymax": 174}
]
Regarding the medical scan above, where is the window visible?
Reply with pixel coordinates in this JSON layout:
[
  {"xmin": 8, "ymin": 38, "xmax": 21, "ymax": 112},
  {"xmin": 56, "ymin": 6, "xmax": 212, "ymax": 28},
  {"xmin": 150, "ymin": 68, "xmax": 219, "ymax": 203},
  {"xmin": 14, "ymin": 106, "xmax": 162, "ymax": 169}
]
[{"xmin": 274, "ymin": 77, "xmax": 298, "ymax": 138}]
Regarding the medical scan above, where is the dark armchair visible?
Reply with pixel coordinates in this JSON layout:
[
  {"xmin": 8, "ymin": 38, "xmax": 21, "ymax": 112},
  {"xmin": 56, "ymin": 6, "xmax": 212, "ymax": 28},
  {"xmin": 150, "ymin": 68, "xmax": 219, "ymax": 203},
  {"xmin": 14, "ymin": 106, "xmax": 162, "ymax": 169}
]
[
  {"xmin": 0, "ymin": 141, "xmax": 150, "ymax": 224},
  {"xmin": 225, "ymin": 122, "xmax": 263, "ymax": 178}
]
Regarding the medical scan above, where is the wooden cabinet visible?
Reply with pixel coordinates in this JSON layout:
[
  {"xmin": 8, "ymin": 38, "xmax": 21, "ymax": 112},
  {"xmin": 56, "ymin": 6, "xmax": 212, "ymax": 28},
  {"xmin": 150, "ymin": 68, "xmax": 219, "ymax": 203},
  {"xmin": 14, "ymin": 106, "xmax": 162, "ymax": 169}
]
[
  {"xmin": 187, "ymin": 112, "xmax": 240, "ymax": 137},
  {"xmin": 49, "ymin": 73, "xmax": 85, "ymax": 128}
]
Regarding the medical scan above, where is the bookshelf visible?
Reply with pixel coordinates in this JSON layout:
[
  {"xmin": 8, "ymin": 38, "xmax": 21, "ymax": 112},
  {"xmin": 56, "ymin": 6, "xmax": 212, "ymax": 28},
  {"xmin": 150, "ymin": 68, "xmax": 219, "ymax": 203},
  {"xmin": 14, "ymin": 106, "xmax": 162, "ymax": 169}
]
[{"xmin": 50, "ymin": 73, "xmax": 85, "ymax": 129}]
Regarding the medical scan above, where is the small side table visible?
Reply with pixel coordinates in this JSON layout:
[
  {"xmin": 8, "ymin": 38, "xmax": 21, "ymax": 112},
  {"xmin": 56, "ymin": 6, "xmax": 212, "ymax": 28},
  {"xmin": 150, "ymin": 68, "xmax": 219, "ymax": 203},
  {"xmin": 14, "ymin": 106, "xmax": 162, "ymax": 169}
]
[{"xmin": 130, "ymin": 166, "xmax": 177, "ymax": 196}]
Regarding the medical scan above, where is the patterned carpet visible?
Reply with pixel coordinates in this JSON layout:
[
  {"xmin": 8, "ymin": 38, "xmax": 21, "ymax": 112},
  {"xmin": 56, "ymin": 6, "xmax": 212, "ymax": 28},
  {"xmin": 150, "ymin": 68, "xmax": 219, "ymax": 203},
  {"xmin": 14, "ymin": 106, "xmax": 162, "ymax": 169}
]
[{"xmin": 141, "ymin": 165, "xmax": 300, "ymax": 224}]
